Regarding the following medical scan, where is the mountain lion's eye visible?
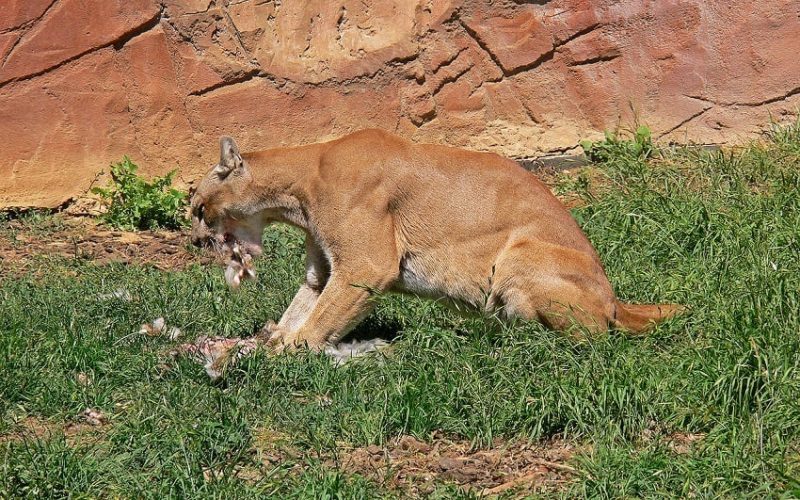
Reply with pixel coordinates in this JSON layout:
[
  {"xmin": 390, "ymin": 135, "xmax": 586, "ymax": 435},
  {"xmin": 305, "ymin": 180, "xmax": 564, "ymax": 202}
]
[{"xmin": 197, "ymin": 204, "xmax": 205, "ymax": 220}]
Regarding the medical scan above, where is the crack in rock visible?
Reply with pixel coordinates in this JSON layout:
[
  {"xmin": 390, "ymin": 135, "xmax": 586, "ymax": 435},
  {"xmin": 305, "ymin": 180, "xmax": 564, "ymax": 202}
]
[
  {"xmin": 656, "ymin": 106, "xmax": 713, "ymax": 139},
  {"xmin": 1, "ymin": 0, "xmax": 61, "ymax": 68},
  {"xmin": 567, "ymin": 53, "xmax": 620, "ymax": 67},
  {"xmin": 503, "ymin": 23, "xmax": 602, "ymax": 77},
  {"xmin": 0, "ymin": 0, "xmax": 59, "ymax": 35},
  {"xmin": 684, "ymin": 87, "xmax": 800, "ymax": 107},
  {"xmin": 188, "ymin": 69, "xmax": 263, "ymax": 97}
]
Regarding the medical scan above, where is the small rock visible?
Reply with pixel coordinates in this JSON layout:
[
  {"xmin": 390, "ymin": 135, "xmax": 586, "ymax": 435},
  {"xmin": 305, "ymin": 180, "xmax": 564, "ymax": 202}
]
[
  {"xmin": 438, "ymin": 457, "xmax": 465, "ymax": 470},
  {"xmin": 366, "ymin": 444, "xmax": 383, "ymax": 456},
  {"xmin": 397, "ymin": 435, "xmax": 431, "ymax": 453}
]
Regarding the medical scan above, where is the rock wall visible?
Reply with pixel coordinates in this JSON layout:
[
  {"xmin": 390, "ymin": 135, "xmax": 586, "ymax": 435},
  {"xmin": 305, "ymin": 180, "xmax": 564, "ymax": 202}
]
[{"xmin": 1, "ymin": 0, "xmax": 798, "ymax": 208}]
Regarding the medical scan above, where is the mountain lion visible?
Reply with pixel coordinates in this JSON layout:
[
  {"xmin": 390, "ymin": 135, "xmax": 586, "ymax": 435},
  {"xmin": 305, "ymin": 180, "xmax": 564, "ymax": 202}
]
[{"xmin": 191, "ymin": 129, "xmax": 683, "ymax": 350}]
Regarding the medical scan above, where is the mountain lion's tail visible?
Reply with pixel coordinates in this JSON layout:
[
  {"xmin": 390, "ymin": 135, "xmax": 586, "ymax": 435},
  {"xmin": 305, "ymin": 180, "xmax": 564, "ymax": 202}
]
[{"xmin": 613, "ymin": 300, "xmax": 686, "ymax": 334}]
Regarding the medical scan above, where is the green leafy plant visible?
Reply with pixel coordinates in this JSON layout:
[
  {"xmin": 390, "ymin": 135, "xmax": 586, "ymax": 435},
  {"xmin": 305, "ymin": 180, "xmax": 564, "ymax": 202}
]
[
  {"xmin": 581, "ymin": 125, "xmax": 655, "ymax": 163},
  {"xmin": 91, "ymin": 156, "xmax": 188, "ymax": 230}
]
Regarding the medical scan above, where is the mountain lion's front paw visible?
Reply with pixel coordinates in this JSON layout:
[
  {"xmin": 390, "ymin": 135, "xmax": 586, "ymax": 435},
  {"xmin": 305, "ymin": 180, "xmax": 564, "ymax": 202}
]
[
  {"xmin": 258, "ymin": 322, "xmax": 294, "ymax": 353},
  {"xmin": 258, "ymin": 320, "xmax": 281, "ymax": 339}
]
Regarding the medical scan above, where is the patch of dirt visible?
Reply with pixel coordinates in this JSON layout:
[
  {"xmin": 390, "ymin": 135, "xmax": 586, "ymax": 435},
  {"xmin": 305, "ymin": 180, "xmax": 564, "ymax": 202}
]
[
  {"xmin": 0, "ymin": 216, "xmax": 212, "ymax": 276},
  {"xmin": 0, "ymin": 415, "xmax": 109, "ymax": 447},
  {"xmin": 639, "ymin": 423, "xmax": 706, "ymax": 456},
  {"xmin": 252, "ymin": 429, "xmax": 583, "ymax": 497},
  {"xmin": 338, "ymin": 435, "xmax": 581, "ymax": 496},
  {"xmin": 660, "ymin": 431, "xmax": 706, "ymax": 455}
]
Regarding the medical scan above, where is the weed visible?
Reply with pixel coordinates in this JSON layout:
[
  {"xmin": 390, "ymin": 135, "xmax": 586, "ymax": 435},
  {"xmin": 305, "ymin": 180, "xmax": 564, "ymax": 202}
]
[
  {"xmin": 581, "ymin": 125, "xmax": 655, "ymax": 163},
  {"xmin": 92, "ymin": 156, "xmax": 188, "ymax": 230}
]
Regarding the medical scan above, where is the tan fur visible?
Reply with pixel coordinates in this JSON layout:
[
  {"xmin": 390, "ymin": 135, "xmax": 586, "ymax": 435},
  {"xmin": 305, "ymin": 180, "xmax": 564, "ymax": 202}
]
[{"xmin": 191, "ymin": 130, "xmax": 684, "ymax": 349}]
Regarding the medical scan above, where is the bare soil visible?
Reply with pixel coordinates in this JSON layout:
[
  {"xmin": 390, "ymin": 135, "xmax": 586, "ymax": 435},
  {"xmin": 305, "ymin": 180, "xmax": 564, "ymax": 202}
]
[
  {"xmin": 0, "ymin": 216, "xmax": 211, "ymax": 276},
  {"xmin": 252, "ymin": 429, "xmax": 583, "ymax": 497},
  {"xmin": 0, "ymin": 415, "xmax": 108, "ymax": 448}
]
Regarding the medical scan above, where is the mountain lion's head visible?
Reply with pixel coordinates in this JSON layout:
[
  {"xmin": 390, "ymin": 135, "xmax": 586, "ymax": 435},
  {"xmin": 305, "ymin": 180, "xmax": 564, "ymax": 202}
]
[{"xmin": 190, "ymin": 136, "xmax": 264, "ymax": 260}]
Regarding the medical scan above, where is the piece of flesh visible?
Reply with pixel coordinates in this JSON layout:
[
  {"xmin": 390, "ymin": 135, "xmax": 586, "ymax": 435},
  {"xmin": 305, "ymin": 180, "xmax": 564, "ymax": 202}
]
[{"xmin": 224, "ymin": 242, "xmax": 256, "ymax": 289}]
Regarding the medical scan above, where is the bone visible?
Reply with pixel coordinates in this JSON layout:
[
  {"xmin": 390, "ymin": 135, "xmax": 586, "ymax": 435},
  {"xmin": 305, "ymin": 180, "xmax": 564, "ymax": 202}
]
[
  {"xmin": 139, "ymin": 317, "xmax": 166, "ymax": 336},
  {"xmin": 167, "ymin": 327, "xmax": 182, "ymax": 341},
  {"xmin": 324, "ymin": 338, "xmax": 390, "ymax": 366},
  {"xmin": 173, "ymin": 335, "xmax": 260, "ymax": 380},
  {"xmin": 173, "ymin": 334, "xmax": 391, "ymax": 380},
  {"xmin": 97, "ymin": 288, "xmax": 133, "ymax": 301},
  {"xmin": 80, "ymin": 408, "xmax": 108, "ymax": 426}
]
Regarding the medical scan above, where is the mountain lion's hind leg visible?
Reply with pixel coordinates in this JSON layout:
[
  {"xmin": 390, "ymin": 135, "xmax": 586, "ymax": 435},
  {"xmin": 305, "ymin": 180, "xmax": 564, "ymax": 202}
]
[{"xmin": 494, "ymin": 240, "xmax": 617, "ymax": 336}]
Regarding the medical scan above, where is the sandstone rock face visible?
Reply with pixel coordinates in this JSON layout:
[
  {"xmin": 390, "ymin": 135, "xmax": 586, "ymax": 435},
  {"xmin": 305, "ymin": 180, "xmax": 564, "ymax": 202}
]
[{"xmin": 1, "ymin": 0, "xmax": 798, "ymax": 207}]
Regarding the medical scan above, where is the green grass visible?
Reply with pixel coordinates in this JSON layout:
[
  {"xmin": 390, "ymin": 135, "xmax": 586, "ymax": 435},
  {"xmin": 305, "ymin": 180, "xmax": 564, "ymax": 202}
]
[{"xmin": 2, "ymin": 122, "xmax": 800, "ymax": 497}]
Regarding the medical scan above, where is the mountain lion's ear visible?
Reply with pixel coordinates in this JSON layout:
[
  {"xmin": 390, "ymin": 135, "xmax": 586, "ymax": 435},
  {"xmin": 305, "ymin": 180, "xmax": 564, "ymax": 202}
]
[{"xmin": 215, "ymin": 136, "xmax": 244, "ymax": 178}]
